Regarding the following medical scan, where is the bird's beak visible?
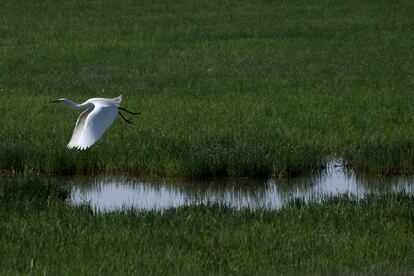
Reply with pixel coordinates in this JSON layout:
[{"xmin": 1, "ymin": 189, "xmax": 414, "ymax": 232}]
[{"xmin": 50, "ymin": 100, "xmax": 60, "ymax": 103}]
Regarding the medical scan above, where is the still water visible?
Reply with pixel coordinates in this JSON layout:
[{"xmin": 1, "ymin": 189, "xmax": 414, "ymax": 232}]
[{"xmin": 70, "ymin": 161, "xmax": 414, "ymax": 212}]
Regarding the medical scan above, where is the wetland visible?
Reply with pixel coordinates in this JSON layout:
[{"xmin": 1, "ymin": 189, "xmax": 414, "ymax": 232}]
[
  {"xmin": 71, "ymin": 160, "xmax": 414, "ymax": 212},
  {"xmin": 2, "ymin": 0, "xmax": 414, "ymax": 273}
]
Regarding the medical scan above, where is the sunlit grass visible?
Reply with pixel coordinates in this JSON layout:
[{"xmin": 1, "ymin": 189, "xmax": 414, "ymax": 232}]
[{"xmin": 1, "ymin": 0, "xmax": 414, "ymax": 176}]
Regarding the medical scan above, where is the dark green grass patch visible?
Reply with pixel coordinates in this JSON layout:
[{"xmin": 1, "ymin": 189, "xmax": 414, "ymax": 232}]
[
  {"xmin": 1, "ymin": 178, "xmax": 414, "ymax": 274},
  {"xmin": 1, "ymin": 0, "xmax": 414, "ymax": 176}
]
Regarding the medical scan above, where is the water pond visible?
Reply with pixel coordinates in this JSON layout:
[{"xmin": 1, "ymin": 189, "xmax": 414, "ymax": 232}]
[{"xmin": 70, "ymin": 160, "xmax": 414, "ymax": 212}]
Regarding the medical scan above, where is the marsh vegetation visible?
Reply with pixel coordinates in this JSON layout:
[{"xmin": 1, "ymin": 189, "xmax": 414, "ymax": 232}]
[
  {"xmin": 1, "ymin": 0, "xmax": 414, "ymax": 177},
  {"xmin": 1, "ymin": 178, "xmax": 414, "ymax": 274},
  {"xmin": 2, "ymin": 0, "xmax": 414, "ymax": 273}
]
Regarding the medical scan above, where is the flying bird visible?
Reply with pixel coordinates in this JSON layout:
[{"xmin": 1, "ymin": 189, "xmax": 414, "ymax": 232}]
[{"xmin": 51, "ymin": 95, "xmax": 140, "ymax": 150}]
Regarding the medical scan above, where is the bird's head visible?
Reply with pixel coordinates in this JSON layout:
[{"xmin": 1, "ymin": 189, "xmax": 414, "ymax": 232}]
[{"xmin": 50, "ymin": 98, "xmax": 67, "ymax": 103}]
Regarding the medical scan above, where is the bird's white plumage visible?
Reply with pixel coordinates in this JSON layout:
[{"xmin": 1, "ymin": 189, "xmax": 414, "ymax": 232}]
[
  {"xmin": 67, "ymin": 107, "xmax": 94, "ymax": 149},
  {"xmin": 65, "ymin": 96, "xmax": 122, "ymax": 150}
]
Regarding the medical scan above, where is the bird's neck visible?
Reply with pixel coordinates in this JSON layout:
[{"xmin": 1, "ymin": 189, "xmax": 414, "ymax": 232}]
[{"xmin": 61, "ymin": 99, "xmax": 92, "ymax": 110}]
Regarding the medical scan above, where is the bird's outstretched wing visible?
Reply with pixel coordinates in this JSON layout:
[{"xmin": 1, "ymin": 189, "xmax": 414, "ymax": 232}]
[
  {"xmin": 67, "ymin": 102, "xmax": 118, "ymax": 150},
  {"xmin": 67, "ymin": 107, "xmax": 93, "ymax": 149}
]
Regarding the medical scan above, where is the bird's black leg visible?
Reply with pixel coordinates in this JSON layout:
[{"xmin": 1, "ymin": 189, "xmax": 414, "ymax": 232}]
[
  {"xmin": 119, "ymin": 111, "xmax": 133, "ymax": 124},
  {"xmin": 118, "ymin": 107, "xmax": 141, "ymax": 115}
]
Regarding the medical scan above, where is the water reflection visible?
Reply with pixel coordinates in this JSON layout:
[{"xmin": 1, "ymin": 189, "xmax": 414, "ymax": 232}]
[{"xmin": 70, "ymin": 161, "xmax": 414, "ymax": 212}]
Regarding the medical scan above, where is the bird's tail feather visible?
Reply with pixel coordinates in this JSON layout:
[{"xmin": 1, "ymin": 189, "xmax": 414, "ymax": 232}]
[{"xmin": 112, "ymin": 95, "xmax": 122, "ymax": 105}]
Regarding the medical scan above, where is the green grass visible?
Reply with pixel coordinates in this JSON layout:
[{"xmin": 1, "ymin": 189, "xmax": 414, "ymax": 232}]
[
  {"xmin": 1, "ymin": 0, "xmax": 414, "ymax": 176},
  {"xmin": 1, "ymin": 177, "xmax": 414, "ymax": 274}
]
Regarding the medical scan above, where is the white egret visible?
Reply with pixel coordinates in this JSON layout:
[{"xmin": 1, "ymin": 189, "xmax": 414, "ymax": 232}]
[{"xmin": 51, "ymin": 95, "xmax": 140, "ymax": 150}]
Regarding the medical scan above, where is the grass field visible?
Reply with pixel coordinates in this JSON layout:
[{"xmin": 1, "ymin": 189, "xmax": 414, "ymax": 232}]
[
  {"xmin": 1, "ymin": 177, "xmax": 414, "ymax": 274},
  {"xmin": 2, "ymin": 2, "xmax": 414, "ymax": 273},
  {"xmin": 1, "ymin": 0, "xmax": 414, "ymax": 177}
]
